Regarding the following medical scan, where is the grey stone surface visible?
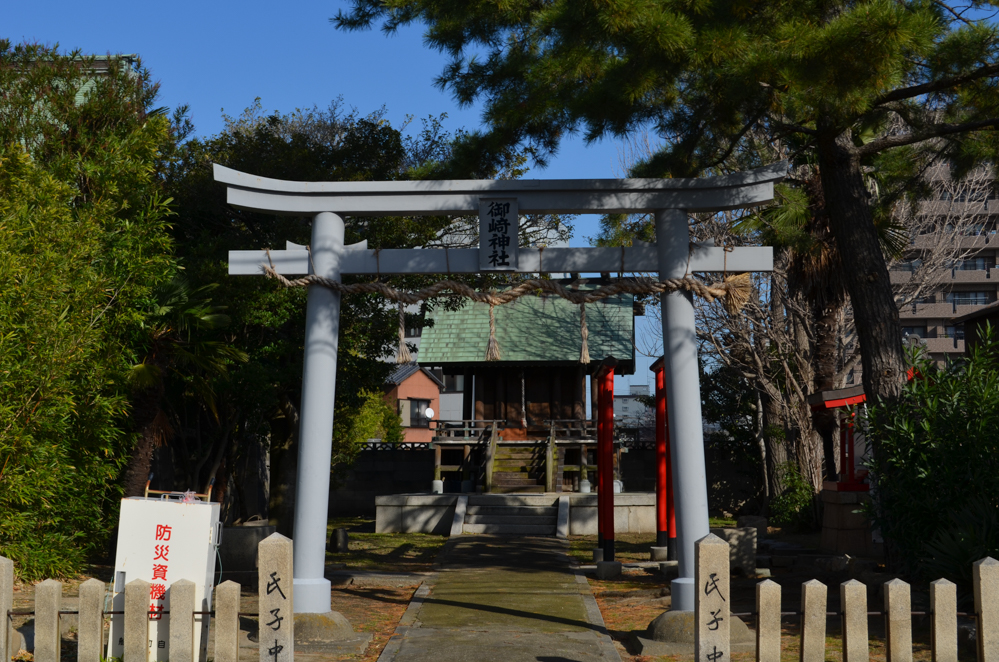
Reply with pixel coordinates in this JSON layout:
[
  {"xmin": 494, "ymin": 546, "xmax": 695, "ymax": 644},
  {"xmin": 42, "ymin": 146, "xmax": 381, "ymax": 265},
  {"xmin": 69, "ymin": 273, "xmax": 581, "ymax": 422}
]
[
  {"xmin": 884, "ymin": 578, "xmax": 912, "ymax": 662},
  {"xmin": 659, "ymin": 561, "xmax": 679, "ymax": 579},
  {"xmin": 647, "ymin": 610, "xmax": 694, "ymax": 643},
  {"xmin": 800, "ymin": 579, "xmax": 827, "ymax": 662},
  {"xmin": 258, "ymin": 534, "xmax": 294, "ymax": 661},
  {"xmin": 974, "ymin": 556, "xmax": 999, "ymax": 662},
  {"xmin": 640, "ymin": 610, "xmax": 754, "ymax": 654},
  {"xmin": 736, "ymin": 515, "xmax": 768, "ymax": 539},
  {"xmin": 376, "ymin": 493, "xmax": 671, "ymax": 535},
  {"xmin": 695, "ymin": 534, "xmax": 729, "ymax": 661},
  {"xmin": 592, "ymin": 548, "xmax": 604, "ymax": 563},
  {"xmin": 77, "ymin": 578, "xmax": 105, "ymax": 662},
  {"xmin": 756, "ymin": 579, "xmax": 781, "ymax": 662},
  {"xmin": 294, "ymin": 612, "xmax": 355, "ymax": 642},
  {"xmin": 840, "ymin": 579, "xmax": 868, "ymax": 662},
  {"xmin": 930, "ymin": 578, "xmax": 958, "ymax": 662},
  {"xmin": 595, "ymin": 562, "xmax": 622, "ymax": 580},
  {"xmin": 385, "ymin": 628, "xmax": 617, "ymax": 662},
  {"xmin": 379, "ymin": 536, "xmax": 620, "ymax": 662},
  {"xmin": 449, "ymin": 496, "xmax": 467, "ymax": 537},
  {"xmin": 124, "ymin": 579, "xmax": 150, "ymax": 662},
  {"xmin": 0, "ymin": 556, "xmax": 12, "ymax": 661},
  {"xmin": 650, "ymin": 546, "xmax": 669, "ymax": 561},
  {"xmin": 170, "ymin": 579, "xmax": 196, "ymax": 662},
  {"xmin": 220, "ymin": 523, "xmax": 276, "ymax": 586},
  {"xmin": 709, "ymin": 527, "xmax": 757, "ymax": 575},
  {"xmin": 330, "ymin": 528, "xmax": 350, "ymax": 553},
  {"xmin": 34, "ymin": 579, "xmax": 61, "ymax": 662},
  {"xmin": 215, "ymin": 581, "xmax": 240, "ymax": 662},
  {"xmin": 556, "ymin": 495, "xmax": 569, "ymax": 538}
]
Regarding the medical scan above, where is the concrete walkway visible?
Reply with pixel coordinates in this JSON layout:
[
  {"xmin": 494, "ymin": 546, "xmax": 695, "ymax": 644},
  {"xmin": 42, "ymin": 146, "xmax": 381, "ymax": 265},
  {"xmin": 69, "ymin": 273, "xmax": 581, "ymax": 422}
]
[{"xmin": 377, "ymin": 536, "xmax": 621, "ymax": 662}]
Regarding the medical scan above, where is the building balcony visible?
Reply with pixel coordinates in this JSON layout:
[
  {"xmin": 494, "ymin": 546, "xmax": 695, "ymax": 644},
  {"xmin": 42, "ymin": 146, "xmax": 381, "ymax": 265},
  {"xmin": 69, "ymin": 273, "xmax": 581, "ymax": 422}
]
[
  {"xmin": 899, "ymin": 302, "xmax": 997, "ymax": 319},
  {"xmin": 923, "ymin": 337, "xmax": 965, "ymax": 354},
  {"xmin": 891, "ymin": 269, "xmax": 996, "ymax": 286},
  {"xmin": 911, "ymin": 234, "xmax": 996, "ymax": 250}
]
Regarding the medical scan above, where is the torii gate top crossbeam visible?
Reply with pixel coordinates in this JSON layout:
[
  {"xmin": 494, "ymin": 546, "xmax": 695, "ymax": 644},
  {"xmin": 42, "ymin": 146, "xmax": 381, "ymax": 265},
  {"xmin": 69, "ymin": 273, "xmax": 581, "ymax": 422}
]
[{"xmin": 214, "ymin": 162, "xmax": 786, "ymax": 216}]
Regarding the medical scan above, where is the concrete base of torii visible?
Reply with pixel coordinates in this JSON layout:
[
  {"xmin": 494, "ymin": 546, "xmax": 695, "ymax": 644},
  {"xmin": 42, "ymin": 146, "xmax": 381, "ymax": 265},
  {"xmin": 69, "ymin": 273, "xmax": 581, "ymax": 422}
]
[{"xmin": 634, "ymin": 610, "xmax": 755, "ymax": 656}]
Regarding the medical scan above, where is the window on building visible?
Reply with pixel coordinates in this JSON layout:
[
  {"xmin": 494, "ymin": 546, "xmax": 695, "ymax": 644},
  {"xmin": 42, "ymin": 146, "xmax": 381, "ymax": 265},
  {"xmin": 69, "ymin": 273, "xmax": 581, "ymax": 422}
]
[
  {"xmin": 902, "ymin": 326, "xmax": 928, "ymax": 338},
  {"xmin": 945, "ymin": 291, "xmax": 996, "ymax": 306},
  {"xmin": 443, "ymin": 374, "xmax": 465, "ymax": 393},
  {"xmin": 943, "ymin": 325, "xmax": 966, "ymax": 340},
  {"xmin": 953, "ymin": 256, "xmax": 995, "ymax": 270},
  {"xmin": 895, "ymin": 258, "xmax": 923, "ymax": 272},
  {"xmin": 404, "ymin": 326, "xmax": 422, "ymax": 338},
  {"xmin": 399, "ymin": 399, "xmax": 432, "ymax": 428}
]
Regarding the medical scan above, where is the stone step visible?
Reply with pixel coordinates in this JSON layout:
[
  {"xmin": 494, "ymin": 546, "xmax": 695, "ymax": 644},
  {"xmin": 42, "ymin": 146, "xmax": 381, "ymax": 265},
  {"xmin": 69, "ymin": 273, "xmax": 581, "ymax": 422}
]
[
  {"xmin": 486, "ymin": 485, "xmax": 546, "ymax": 494},
  {"xmin": 493, "ymin": 458, "xmax": 543, "ymax": 467},
  {"xmin": 464, "ymin": 514, "xmax": 556, "ymax": 525},
  {"xmin": 462, "ymin": 523, "xmax": 554, "ymax": 534},
  {"xmin": 492, "ymin": 462, "xmax": 542, "ymax": 471},
  {"xmin": 492, "ymin": 472, "xmax": 543, "ymax": 481},
  {"xmin": 466, "ymin": 505, "xmax": 557, "ymax": 517},
  {"xmin": 494, "ymin": 448, "xmax": 543, "ymax": 457},
  {"xmin": 491, "ymin": 476, "xmax": 543, "ymax": 486}
]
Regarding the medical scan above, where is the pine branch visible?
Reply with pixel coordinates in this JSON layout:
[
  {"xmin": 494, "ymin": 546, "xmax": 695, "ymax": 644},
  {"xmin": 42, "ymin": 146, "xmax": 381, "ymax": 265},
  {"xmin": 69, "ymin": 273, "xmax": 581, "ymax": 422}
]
[
  {"xmin": 873, "ymin": 63, "xmax": 999, "ymax": 107},
  {"xmin": 858, "ymin": 117, "xmax": 999, "ymax": 156}
]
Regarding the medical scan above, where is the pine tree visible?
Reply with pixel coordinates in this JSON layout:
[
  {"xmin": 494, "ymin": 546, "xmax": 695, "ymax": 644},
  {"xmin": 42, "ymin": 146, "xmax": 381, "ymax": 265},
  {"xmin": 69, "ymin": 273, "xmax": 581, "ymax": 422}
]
[{"xmin": 335, "ymin": 0, "xmax": 999, "ymax": 414}]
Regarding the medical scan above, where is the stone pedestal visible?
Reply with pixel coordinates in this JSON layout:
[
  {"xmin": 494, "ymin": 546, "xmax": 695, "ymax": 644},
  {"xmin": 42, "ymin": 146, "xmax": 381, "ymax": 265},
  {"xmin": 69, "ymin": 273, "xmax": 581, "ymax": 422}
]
[
  {"xmin": 650, "ymin": 546, "xmax": 669, "ymax": 561},
  {"xmin": 709, "ymin": 527, "xmax": 757, "ymax": 576},
  {"xmin": 635, "ymin": 611, "xmax": 754, "ymax": 656},
  {"xmin": 820, "ymin": 488, "xmax": 873, "ymax": 556},
  {"xmin": 595, "ymin": 562, "xmax": 622, "ymax": 580}
]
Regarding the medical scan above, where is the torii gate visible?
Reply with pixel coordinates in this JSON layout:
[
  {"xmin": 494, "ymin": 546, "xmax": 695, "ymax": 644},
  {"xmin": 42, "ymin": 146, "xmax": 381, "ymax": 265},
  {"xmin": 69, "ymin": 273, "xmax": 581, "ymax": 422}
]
[{"xmin": 215, "ymin": 162, "xmax": 784, "ymax": 615}]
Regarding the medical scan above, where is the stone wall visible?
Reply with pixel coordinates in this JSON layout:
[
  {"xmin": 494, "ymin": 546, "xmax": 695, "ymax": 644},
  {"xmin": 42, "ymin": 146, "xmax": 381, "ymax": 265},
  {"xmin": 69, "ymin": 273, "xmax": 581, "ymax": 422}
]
[{"xmin": 330, "ymin": 449, "xmax": 435, "ymax": 516}]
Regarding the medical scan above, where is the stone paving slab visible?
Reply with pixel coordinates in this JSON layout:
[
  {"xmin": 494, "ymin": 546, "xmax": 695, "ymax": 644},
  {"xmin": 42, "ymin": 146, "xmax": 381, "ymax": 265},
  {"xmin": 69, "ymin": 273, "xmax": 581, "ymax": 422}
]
[
  {"xmin": 378, "ymin": 536, "xmax": 621, "ymax": 662},
  {"xmin": 385, "ymin": 628, "xmax": 616, "ymax": 662}
]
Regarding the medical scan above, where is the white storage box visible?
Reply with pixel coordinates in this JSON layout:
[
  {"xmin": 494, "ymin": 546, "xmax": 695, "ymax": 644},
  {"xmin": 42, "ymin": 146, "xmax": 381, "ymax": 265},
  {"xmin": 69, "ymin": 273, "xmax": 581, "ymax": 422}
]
[{"xmin": 107, "ymin": 497, "xmax": 221, "ymax": 662}]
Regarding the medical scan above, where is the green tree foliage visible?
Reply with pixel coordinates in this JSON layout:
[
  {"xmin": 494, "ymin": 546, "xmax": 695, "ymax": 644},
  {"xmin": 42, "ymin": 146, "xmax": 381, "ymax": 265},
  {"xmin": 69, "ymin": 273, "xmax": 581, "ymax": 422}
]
[
  {"xmin": 334, "ymin": 390, "xmax": 405, "ymax": 467},
  {"xmin": 122, "ymin": 279, "xmax": 248, "ymax": 498},
  {"xmin": 0, "ymin": 43, "xmax": 176, "ymax": 577},
  {"xmin": 867, "ymin": 331, "xmax": 999, "ymax": 586},
  {"xmin": 164, "ymin": 101, "xmax": 564, "ymax": 529},
  {"xmin": 335, "ymin": 0, "xmax": 999, "ymax": 411}
]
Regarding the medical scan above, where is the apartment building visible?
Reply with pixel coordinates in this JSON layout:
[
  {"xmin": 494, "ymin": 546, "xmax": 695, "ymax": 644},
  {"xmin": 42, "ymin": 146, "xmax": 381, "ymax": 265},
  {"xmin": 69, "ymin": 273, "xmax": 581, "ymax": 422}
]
[{"xmin": 891, "ymin": 164, "xmax": 999, "ymax": 363}]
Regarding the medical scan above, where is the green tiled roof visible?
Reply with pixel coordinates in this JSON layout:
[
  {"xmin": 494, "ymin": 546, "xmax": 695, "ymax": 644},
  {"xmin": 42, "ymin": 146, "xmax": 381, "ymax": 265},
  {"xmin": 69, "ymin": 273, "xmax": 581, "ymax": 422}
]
[{"xmin": 419, "ymin": 291, "xmax": 635, "ymax": 372}]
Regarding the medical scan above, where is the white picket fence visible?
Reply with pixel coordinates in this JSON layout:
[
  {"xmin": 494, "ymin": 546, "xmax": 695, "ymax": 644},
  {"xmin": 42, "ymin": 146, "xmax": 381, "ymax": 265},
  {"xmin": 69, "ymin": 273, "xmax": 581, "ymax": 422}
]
[
  {"xmin": 3, "ymin": 531, "xmax": 998, "ymax": 662},
  {"xmin": 695, "ymin": 532, "xmax": 998, "ymax": 662},
  {"xmin": 0, "ymin": 533, "xmax": 294, "ymax": 662}
]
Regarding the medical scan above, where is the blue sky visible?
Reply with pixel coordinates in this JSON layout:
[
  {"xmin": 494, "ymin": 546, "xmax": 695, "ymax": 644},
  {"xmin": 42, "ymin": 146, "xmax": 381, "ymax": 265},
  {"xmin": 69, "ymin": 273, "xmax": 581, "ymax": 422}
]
[{"xmin": 7, "ymin": 0, "xmax": 658, "ymax": 390}]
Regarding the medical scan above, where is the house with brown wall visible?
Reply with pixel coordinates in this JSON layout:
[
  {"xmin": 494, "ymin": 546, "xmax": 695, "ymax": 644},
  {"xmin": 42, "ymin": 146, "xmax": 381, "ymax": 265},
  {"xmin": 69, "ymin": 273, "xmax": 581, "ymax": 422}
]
[{"xmin": 384, "ymin": 363, "xmax": 444, "ymax": 443}]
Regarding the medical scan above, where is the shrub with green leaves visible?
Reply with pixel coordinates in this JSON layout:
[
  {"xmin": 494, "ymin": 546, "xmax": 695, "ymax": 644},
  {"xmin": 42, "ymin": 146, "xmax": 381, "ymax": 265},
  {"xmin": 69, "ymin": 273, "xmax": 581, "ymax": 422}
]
[
  {"xmin": 768, "ymin": 462, "xmax": 815, "ymax": 528},
  {"xmin": 867, "ymin": 329, "xmax": 999, "ymax": 586},
  {"xmin": 0, "ymin": 43, "xmax": 176, "ymax": 578}
]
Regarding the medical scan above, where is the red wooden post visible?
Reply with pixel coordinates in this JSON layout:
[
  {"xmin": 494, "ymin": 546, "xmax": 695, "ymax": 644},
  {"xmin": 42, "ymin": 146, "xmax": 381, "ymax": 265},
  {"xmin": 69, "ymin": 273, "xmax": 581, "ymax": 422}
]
[
  {"xmin": 651, "ymin": 358, "xmax": 677, "ymax": 560},
  {"xmin": 598, "ymin": 364, "xmax": 616, "ymax": 561},
  {"xmin": 596, "ymin": 375, "xmax": 605, "ymax": 551}
]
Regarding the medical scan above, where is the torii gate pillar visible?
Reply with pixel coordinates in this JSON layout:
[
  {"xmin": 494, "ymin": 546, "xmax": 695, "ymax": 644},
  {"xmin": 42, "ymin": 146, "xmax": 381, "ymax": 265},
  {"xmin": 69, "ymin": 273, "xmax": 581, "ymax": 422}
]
[
  {"xmin": 293, "ymin": 211, "xmax": 345, "ymax": 613},
  {"xmin": 656, "ymin": 209, "xmax": 710, "ymax": 612}
]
